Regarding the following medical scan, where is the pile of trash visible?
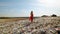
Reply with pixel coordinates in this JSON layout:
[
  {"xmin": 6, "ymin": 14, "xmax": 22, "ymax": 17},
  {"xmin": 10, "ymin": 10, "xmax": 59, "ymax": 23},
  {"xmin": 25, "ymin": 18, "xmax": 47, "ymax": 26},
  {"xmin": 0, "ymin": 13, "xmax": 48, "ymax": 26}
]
[{"xmin": 0, "ymin": 17, "xmax": 60, "ymax": 34}]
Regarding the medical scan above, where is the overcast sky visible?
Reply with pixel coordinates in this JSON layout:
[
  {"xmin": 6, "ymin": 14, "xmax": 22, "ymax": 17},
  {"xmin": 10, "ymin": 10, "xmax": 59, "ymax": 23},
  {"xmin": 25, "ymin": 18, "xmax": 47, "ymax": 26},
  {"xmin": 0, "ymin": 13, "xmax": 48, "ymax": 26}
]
[{"xmin": 0, "ymin": 0, "xmax": 60, "ymax": 17}]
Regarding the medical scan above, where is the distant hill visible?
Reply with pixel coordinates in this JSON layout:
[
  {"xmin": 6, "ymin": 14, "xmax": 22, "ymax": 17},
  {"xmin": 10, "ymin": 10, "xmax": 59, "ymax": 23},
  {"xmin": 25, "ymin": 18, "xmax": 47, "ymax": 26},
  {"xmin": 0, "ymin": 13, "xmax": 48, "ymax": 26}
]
[{"xmin": 0, "ymin": 17, "xmax": 39, "ymax": 19}]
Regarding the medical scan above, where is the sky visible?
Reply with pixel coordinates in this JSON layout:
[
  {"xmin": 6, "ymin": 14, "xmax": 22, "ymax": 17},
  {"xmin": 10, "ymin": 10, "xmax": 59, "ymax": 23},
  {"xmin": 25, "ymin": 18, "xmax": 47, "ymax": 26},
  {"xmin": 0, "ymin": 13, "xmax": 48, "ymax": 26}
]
[{"xmin": 0, "ymin": 0, "xmax": 60, "ymax": 17}]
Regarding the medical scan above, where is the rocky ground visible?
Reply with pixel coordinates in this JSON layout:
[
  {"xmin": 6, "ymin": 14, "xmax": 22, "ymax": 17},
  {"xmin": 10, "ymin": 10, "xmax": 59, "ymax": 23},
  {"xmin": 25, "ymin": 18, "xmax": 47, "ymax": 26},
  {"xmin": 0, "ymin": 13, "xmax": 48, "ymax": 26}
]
[{"xmin": 0, "ymin": 17, "xmax": 60, "ymax": 34}]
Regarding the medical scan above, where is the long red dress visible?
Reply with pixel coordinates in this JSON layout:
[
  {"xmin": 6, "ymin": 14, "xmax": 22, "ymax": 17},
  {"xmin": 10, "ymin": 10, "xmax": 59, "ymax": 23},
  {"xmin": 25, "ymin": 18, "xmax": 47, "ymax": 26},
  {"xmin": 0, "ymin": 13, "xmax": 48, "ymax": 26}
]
[{"xmin": 29, "ymin": 11, "xmax": 33, "ymax": 22}]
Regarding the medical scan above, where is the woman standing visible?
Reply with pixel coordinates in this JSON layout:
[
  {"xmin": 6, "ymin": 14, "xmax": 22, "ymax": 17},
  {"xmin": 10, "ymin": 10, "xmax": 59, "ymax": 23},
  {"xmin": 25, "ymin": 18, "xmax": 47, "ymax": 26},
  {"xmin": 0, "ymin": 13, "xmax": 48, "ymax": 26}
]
[{"xmin": 29, "ymin": 11, "xmax": 34, "ymax": 22}]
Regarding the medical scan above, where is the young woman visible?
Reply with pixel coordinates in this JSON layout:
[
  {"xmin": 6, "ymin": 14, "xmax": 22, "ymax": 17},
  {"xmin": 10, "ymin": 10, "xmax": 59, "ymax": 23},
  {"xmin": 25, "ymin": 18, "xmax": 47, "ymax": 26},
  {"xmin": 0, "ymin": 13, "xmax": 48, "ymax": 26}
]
[{"xmin": 29, "ymin": 11, "xmax": 34, "ymax": 22}]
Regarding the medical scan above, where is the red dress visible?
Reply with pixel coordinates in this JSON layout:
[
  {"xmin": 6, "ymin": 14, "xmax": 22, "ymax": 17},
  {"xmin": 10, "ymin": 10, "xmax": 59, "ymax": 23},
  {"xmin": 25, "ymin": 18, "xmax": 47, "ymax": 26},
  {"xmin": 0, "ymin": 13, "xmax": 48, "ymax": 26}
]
[{"xmin": 29, "ymin": 11, "xmax": 33, "ymax": 22}]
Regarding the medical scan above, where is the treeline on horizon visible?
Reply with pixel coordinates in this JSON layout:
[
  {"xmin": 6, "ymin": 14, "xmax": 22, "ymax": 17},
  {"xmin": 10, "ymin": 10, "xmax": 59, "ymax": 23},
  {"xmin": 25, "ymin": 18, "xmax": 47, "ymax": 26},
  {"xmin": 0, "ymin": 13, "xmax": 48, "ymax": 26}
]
[
  {"xmin": 0, "ymin": 14, "xmax": 58, "ymax": 19},
  {"xmin": 0, "ymin": 17, "xmax": 39, "ymax": 19}
]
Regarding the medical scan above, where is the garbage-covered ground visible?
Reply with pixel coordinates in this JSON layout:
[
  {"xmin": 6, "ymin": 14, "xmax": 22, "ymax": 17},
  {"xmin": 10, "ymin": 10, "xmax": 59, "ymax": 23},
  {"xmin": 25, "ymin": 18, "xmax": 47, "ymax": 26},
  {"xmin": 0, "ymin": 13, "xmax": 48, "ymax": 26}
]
[{"xmin": 0, "ymin": 17, "xmax": 60, "ymax": 34}]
